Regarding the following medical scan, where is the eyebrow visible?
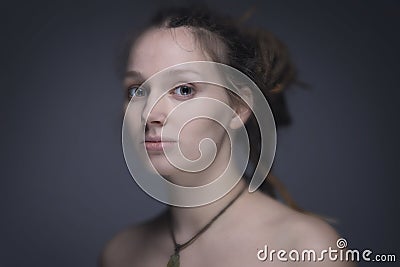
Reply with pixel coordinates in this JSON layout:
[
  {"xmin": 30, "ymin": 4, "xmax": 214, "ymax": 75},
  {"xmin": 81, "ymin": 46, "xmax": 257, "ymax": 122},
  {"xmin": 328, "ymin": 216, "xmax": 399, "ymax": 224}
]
[
  {"xmin": 124, "ymin": 68, "xmax": 202, "ymax": 82},
  {"xmin": 167, "ymin": 68, "xmax": 202, "ymax": 78},
  {"xmin": 125, "ymin": 70, "xmax": 145, "ymax": 82}
]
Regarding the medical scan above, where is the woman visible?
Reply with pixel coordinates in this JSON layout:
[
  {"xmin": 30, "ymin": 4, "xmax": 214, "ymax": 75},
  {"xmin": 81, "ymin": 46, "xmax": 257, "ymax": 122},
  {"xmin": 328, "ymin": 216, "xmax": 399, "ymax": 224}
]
[{"xmin": 101, "ymin": 6, "xmax": 354, "ymax": 267}]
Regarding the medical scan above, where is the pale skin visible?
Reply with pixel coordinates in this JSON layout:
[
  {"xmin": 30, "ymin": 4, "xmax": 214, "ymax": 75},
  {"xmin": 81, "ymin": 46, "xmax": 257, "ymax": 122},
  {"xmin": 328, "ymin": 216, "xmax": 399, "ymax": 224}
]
[{"xmin": 100, "ymin": 27, "xmax": 356, "ymax": 267}]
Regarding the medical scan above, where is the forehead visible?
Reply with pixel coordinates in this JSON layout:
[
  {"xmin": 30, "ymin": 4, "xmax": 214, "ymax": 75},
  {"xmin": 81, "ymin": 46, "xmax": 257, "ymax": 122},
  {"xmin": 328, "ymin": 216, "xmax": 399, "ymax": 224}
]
[{"xmin": 127, "ymin": 27, "xmax": 210, "ymax": 79}]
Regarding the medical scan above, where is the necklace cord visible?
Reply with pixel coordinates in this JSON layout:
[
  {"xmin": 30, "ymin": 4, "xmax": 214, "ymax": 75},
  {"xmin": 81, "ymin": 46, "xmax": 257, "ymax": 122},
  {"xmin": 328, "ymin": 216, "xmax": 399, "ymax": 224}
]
[{"xmin": 168, "ymin": 187, "xmax": 246, "ymax": 253}]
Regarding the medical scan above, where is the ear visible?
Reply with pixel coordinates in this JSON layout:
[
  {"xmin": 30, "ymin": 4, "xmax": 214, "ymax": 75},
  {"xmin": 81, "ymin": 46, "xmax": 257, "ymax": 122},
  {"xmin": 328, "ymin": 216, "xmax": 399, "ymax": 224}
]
[{"xmin": 229, "ymin": 86, "xmax": 253, "ymax": 130}]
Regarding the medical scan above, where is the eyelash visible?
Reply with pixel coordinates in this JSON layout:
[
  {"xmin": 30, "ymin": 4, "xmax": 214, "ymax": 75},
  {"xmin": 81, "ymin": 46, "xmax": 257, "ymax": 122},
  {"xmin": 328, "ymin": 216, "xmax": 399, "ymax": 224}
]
[
  {"xmin": 127, "ymin": 85, "xmax": 145, "ymax": 99},
  {"xmin": 127, "ymin": 84, "xmax": 196, "ymax": 100},
  {"xmin": 170, "ymin": 84, "xmax": 196, "ymax": 99}
]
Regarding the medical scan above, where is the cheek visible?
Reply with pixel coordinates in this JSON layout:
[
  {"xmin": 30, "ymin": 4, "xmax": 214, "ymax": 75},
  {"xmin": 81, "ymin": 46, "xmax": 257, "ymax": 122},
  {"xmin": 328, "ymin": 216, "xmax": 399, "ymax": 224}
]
[
  {"xmin": 173, "ymin": 96, "xmax": 233, "ymax": 156},
  {"xmin": 124, "ymin": 102, "xmax": 146, "ymax": 142},
  {"xmin": 178, "ymin": 118, "xmax": 228, "ymax": 160}
]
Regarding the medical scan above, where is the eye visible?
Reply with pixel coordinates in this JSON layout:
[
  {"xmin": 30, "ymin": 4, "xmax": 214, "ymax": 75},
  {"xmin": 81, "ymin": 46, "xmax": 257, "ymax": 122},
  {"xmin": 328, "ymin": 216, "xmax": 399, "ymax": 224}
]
[
  {"xmin": 171, "ymin": 84, "xmax": 195, "ymax": 98},
  {"xmin": 128, "ymin": 85, "xmax": 146, "ymax": 98}
]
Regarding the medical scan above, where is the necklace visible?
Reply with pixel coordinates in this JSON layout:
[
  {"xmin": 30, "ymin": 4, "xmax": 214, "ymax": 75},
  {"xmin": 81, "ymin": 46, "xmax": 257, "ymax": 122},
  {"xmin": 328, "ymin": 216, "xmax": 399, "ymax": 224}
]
[{"xmin": 167, "ymin": 187, "xmax": 246, "ymax": 267}]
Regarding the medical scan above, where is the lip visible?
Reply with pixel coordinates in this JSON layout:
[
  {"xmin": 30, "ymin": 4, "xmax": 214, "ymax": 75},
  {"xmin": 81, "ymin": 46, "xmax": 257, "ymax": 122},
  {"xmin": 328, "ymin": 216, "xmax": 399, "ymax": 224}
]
[{"xmin": 143, "ymin": 136, "xmax": 176, "ymax": 151}]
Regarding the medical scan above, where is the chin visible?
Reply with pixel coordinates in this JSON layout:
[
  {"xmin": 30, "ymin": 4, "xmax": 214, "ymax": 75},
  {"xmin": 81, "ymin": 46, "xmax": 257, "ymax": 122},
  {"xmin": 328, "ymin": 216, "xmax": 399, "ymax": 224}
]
[{"xmin": 147, "ymin": 155, "xmax": 178, "ymax": 176}]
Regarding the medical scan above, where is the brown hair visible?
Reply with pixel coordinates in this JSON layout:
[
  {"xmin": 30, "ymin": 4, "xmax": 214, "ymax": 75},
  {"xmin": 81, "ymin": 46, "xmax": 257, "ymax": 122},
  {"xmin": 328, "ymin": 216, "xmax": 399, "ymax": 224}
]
[{"xmin": 127, "ymin": 4, "xmax": 304, "ymax": 212}]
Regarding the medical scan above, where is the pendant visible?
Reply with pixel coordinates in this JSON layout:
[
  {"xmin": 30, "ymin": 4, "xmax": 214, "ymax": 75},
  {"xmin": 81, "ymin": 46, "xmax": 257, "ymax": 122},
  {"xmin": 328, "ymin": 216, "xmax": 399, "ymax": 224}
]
[{"xmin": 167, "ymin": 253, "xmax": 180, "ymax": 267}]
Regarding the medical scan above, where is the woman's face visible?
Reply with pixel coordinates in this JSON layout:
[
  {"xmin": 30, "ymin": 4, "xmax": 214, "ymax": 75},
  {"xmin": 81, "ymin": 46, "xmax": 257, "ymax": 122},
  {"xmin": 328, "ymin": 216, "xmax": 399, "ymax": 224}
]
[{"xmin": 124, "ymin": 27, "xmax": 237, "ymax": 184}]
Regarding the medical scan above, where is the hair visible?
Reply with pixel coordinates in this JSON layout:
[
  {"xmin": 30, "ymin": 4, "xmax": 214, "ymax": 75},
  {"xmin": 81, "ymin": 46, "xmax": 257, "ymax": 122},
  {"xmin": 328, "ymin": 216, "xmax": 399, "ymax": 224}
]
[{"xmin": 124, "ymin": 4, "xmax": 305, "ymax": 212}]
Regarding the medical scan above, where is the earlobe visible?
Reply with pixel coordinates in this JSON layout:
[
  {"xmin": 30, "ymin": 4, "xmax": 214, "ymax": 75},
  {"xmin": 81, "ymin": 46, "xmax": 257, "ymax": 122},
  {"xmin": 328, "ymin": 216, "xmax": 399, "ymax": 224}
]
[{"xmin": 229, "ymin": 108, "xmax": 251, "ymax": 129}]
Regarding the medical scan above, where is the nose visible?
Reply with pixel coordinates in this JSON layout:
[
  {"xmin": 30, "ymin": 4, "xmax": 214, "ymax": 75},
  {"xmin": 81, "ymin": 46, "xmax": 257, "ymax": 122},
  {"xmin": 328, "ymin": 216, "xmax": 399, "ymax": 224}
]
[{"xmin": 142, "ymin": 93, "xmax": 169, "ymax": 126}]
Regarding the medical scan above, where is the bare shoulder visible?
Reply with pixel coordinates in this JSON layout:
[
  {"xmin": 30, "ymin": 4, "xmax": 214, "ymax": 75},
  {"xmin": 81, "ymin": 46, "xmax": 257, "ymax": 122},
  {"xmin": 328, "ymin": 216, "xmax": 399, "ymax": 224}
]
[
  {"xmin": 290, "ymin": 213, "xmax": 339, "ymax": 249},
  {"xmin": 250, "ymin": 192, "xmax": 339, "ymax": 245},
  {"xmin": 289, "ymin": 214, "xmax": 356, "ymax": 266},
  {"xmin": 99, "ymin": 223, "xmax": 146, "ymax": 267},
  {"xmin": 263, "ymin": 197, "xmax": 356, "ymax": 266},
  {"xmin": 99, "ymin": 211, "xmax": 169, "ymax": 267}
]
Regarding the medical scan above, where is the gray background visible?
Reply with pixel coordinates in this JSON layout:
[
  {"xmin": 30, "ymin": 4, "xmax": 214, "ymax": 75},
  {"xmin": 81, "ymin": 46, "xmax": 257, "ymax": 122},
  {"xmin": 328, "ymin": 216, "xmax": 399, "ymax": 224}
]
[{"xmin": 1, "ymin": 0, "xmax": 399, "ymax": 266}]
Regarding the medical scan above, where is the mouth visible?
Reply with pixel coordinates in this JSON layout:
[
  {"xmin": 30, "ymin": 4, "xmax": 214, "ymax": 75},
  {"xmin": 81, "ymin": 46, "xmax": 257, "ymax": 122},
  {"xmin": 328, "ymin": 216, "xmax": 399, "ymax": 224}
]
[{"xmin": 143, "ymin": 136, "xmax": 176, "ymax": 152}]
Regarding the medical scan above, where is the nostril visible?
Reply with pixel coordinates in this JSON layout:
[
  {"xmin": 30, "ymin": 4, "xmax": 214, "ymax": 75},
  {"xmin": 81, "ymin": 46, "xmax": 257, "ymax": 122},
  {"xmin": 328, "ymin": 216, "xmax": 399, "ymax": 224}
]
[
  {"xmin": 148, "ymin": 119, "xmax": 164, "ymax": 125},
  {"xmin": 144, "ymin": 116, "xmax": 165, "ymax": 127},
  {"xmin": 146, "ymin": 111, "xmax": 167, "ymax": 126}
]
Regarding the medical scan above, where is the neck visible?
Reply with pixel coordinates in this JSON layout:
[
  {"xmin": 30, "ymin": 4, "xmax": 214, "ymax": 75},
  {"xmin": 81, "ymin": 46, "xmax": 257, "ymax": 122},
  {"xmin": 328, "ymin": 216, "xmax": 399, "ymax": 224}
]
[
  {"xmin": 169, "ymin": 179, "xmax": 247, "ymax": 238},
  {"xmin": 166, "ymin": 135, "xmax": 249, "ymax": 240}
]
